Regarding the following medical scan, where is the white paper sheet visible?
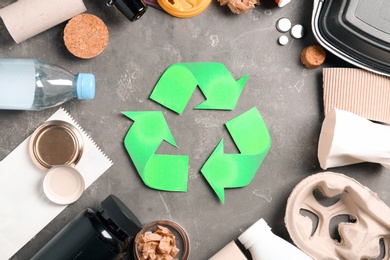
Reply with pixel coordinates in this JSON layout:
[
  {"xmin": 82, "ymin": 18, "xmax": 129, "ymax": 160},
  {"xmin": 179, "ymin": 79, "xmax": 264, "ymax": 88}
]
[
  {"xmin": 0, "ymin": 0, "xmax": 86, "ymax": 43},
  {"xmin": 0, "ymin": 108, "xmax": 113, "ymax": 259}
]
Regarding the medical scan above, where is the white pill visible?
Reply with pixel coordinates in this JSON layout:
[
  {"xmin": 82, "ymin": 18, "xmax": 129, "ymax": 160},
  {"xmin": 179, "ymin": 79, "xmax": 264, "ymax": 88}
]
[
  {"xmin": 278, "ymin": 35, "xmax": 289, "ymax": 45},
  {"xmin": 276, "ymin": 18, "xmax": 292, "ymax": 32},
  {"xmin": 291, "ymin": 24, "xmax": 305, "ymax": 39}
]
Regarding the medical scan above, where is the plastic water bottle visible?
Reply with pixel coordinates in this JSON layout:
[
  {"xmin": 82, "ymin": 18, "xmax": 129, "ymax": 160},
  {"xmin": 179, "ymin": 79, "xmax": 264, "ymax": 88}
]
[{"xmin": 0, "ymin": 59, "xmax": 95, "ymax": 110}]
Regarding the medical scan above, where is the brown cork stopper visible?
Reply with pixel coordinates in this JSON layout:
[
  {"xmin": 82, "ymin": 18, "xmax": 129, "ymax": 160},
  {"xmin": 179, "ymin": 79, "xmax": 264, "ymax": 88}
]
[
  {"xmin": 300, "ymin": 45, "xmax": 326, "ymax": 69},
  {"xmin": 64, "ymin": 14, "xmax": 109, "ymax": 59}
]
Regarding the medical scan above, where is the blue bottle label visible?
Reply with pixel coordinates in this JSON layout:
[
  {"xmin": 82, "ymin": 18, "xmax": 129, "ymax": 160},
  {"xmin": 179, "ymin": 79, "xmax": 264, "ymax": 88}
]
[{"xmin": 0, "ymin": 59, "xmax": 35, "ymax": 110}]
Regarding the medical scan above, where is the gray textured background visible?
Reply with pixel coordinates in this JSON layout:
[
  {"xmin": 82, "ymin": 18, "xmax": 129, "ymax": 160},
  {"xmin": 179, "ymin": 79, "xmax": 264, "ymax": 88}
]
[{"xmin": 1, "ymin": 0, "xmax": 389, "ymax": 259}]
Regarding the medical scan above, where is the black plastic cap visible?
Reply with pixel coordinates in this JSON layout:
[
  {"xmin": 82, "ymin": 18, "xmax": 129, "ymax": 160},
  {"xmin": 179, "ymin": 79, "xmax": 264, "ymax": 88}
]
[
  {"xmin": 113, "ymin": 0, "xmax": 147, "ymax": 22},
  {"xmin": 100, "ymin": 195, "xmax": 143, "ymax": 239}
]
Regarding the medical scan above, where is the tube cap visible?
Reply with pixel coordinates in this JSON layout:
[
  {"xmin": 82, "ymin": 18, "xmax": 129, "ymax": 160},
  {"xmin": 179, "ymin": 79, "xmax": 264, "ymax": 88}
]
[
  {"xmin": 111, "ymin": 0, "xmax": 147, "ymax": 22},
  {"xmin": 76, "ymin": 73, "xmax": 95, "ymax": 100},
  {"xmin": 238, "ymin": 218, "xmax": 271, "ymax": 249},
  {"xmin": 43, "ymin": 165, "xmax": 85, "ymax": 205},
  {"xmin": 29, "ymin": 120, "xmax": 83, "ymax": 171},
  {"xmin": 100, "ymin": 195, "xmax": 143, "ymax": 241}
]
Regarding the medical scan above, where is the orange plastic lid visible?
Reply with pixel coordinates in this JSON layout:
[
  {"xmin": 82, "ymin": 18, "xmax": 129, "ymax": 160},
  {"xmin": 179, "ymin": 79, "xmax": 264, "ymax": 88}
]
[{"xmin": 157, "ymin": 0, "xmax": 211, "ymax": 18}]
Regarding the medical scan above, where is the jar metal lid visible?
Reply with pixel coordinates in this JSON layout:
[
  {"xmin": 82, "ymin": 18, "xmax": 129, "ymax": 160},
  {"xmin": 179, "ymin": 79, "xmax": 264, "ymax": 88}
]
[
  {"xmin": 43, "ymin": 165, "xmax": 85, "ymax": 205},
  {"xmin": 29, "ymin": 120, "xmax": 83, "ymax": 170}
]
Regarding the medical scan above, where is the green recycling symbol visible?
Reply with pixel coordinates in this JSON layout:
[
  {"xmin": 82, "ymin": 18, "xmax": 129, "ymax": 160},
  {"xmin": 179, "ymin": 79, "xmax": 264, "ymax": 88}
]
[{"xmin": 123, "ymin": 62, "xmax": 271, "ymax": 203}]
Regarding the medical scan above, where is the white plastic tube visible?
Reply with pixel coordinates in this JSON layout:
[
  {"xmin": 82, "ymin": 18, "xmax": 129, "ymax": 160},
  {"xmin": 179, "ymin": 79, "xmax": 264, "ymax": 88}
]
[
  {"xmin": 209, "ymin": 241, "xmax": 247, "ymax": 260},
  {"xmin": 318, "ymin": 108, "xmax": 390, "ymax": 169},
  {"xmin": 238, "ymin": 218, "xmax": 312, "ymax": 260}
]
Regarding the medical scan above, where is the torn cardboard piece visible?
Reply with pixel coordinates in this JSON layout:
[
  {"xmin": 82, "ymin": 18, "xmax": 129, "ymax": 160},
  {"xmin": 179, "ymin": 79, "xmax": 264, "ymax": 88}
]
[{"xmin": 323, "ymin": 68, "xmax": 390, "ymax": 125}]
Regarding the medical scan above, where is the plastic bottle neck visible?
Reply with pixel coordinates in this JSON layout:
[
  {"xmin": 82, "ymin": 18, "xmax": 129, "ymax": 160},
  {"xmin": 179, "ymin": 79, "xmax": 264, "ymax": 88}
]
[
  {"xmin": 74, "ymin": 73, "xmax": 95, "ymax": 100},
  {"xmin": 238, "ymin": 218, "xmax": 313, "ymax": 260},
  {"xmin": 238, "ymin": 218, "xmax": 271, "ymax": 250},
  {"xmin": 97, "ymin": 209, "xmax": 128, "ymax": 242}
]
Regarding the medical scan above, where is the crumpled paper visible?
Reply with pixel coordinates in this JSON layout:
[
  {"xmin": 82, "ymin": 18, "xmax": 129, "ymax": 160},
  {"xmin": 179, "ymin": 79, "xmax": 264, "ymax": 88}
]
[{"xmin": 218, "ymin": 0, "xmax": 260, "ymax": 14}]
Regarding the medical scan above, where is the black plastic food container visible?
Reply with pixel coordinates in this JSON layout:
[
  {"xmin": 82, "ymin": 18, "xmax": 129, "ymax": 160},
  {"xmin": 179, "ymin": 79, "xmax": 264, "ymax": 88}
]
[{"xmin": 312, "ymin": 0, "xmax": 390, "ymax": 77}]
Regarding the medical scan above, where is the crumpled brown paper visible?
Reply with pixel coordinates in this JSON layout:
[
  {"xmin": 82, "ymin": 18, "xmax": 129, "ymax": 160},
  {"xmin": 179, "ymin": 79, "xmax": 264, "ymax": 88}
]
[{"xmin": 218, "ymin": 0, "xmax": 260, "ymax": 14}]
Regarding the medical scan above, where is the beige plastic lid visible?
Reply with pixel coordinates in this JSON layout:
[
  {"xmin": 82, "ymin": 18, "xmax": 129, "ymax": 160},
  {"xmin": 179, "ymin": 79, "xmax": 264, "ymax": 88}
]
[
  {"xmin": 29, "ymin": 120, "xmax": 83, "ymax": 170},
  {"xmin": 43, "ymin": 165, "xmax": 85, "ymax": 205},
  {"xmin": 157, "ymin": 0, "xmax": 211, "ymax": 18}
]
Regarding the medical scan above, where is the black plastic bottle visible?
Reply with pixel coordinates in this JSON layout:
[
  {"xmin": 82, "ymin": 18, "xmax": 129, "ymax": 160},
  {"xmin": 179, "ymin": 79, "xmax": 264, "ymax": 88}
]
[{"xmin": 31, "ymin": 195, "xmax": 143, "ymax": 260}]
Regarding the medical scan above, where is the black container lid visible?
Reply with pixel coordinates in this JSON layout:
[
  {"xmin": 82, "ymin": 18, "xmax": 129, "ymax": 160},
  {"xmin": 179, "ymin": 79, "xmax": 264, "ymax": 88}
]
[
  {"xmin": 312, "ymin": 0, "xmax": 390, "ymax": 77},
  {"xmin": 109, "ymin": 0, "xmax": 147, "ymax": 22},
  {"xmin": 99, "ymin": 195, "xmax": 143, "ymax": 241}
]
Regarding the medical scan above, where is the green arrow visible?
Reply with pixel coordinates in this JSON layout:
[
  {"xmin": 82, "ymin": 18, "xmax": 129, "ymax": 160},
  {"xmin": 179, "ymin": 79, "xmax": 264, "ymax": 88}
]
[
  {"xmin": 201, "ymin": 107, "xmax": 271, "ymax": 203},
  {"xmin": 122, "ymin": 111, "xmax": 188, "ymax": 191},
  {"xmin": 150, "ymin": 62, "xmax": 248, "ymax": 114}
]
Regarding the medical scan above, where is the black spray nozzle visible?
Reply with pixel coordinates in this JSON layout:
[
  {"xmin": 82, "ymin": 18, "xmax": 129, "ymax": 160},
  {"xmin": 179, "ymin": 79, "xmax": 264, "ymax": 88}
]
[
  {"xmin": 108, "ymin": 0, "xmax": 147, "ymax": 22},
  {"xmin": 99, "ymin": 194, "xmax": 143, "ymax": 241}
]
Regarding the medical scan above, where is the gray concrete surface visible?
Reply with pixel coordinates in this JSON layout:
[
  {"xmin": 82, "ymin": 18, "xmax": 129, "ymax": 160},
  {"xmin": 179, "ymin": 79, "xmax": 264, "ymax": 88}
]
[{"xmin": 1, "ymin": 0, "xmax": 390, "ymax": 259}]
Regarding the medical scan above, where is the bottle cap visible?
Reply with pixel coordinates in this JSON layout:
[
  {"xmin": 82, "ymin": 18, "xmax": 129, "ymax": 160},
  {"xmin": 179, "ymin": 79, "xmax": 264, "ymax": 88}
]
[
  {"xmin": 238, "ymin": 218, "xmax": 272, "ymax": 250},
  {"xmin": 42, "ymin": 165, "xmax": 85, "ymax": 205},
  {"xmin": 29, "ymin": 120, "xmax": 84, "ymax": 171},
  {"xmin": 99, "ymin": 195, "xmax": 143, "ymax": 241},
  {"xmin": 157, "ymin": 0, "xmax": 211, "ymax": 18},
  {"xmin": 76, "ymin": 73, "xmax": 96, "ymax": 100}
]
